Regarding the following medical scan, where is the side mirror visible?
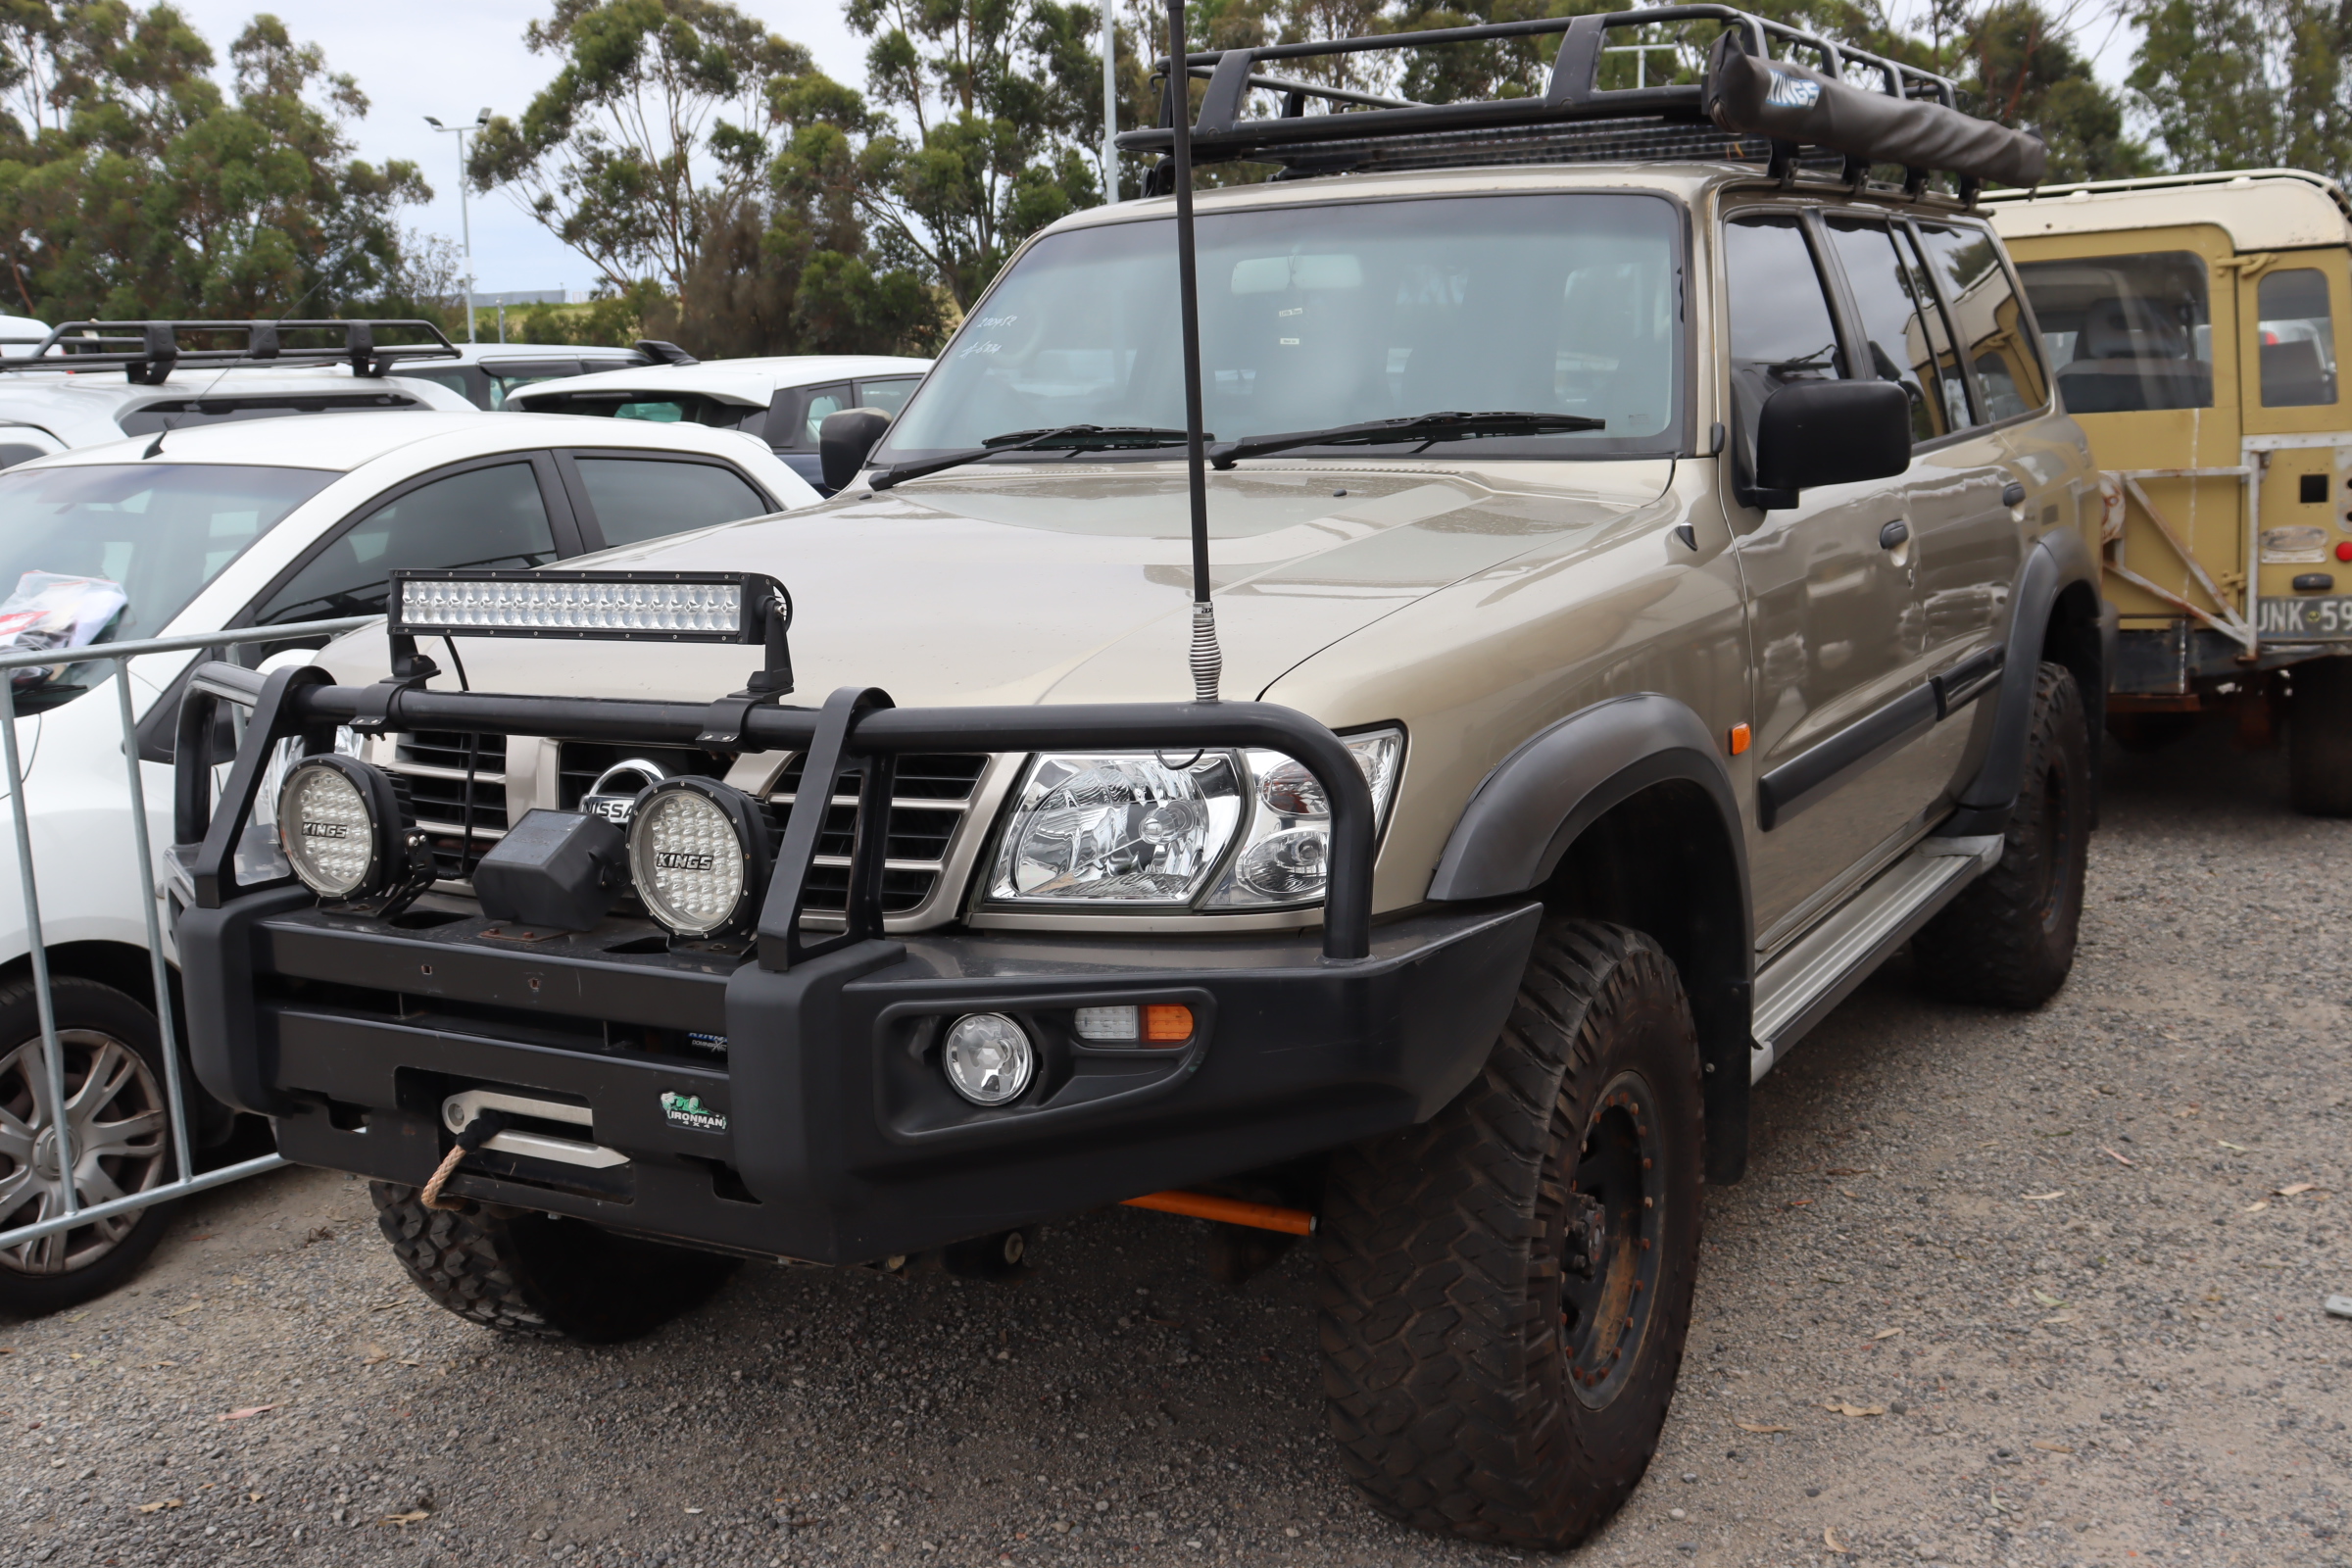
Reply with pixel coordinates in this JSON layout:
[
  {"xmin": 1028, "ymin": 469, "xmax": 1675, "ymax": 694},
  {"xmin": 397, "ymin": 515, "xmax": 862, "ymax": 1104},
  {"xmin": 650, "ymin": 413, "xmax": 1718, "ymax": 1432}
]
[
  {"xmin": 1751, "ymin": 378, "xmax": 1911, "ymax": 502},
  {"xmin": 818, "ymin": 408, "xmax": 891, "ymax": 494}
]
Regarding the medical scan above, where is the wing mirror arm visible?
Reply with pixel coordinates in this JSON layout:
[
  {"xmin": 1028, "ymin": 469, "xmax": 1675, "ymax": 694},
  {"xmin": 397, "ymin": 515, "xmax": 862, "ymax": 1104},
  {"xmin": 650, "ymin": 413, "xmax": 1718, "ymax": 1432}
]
[{"xmin": 818, "ymin": 408, "xmax": 893, "ymax": 495}]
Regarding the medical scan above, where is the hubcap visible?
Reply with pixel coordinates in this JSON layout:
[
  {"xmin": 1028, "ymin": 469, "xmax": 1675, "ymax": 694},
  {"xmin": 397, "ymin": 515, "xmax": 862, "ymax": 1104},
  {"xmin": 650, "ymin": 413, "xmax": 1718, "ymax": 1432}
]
[
  {"xmin": 1554, "ymin": 1070, "xmax": 1668, "ymax": 1409},
  {"xmin": 0, "ymin": 1030, "xmax": 171, "ymax": 1276}
]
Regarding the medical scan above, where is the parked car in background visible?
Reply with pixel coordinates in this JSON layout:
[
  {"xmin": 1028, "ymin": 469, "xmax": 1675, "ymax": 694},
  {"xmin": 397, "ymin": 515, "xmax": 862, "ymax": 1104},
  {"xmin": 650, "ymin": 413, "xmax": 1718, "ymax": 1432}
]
[
  {"xmin": 0, "ymin": 318, "xmax": 476, "ymax": 466},
  {"xmin": 0, "ymin": 411, "xmax": 815, "ymax": 1312},
  {"xmin": 1984, "ymin": 170, "xmax": 2352, "ymax": 812},
  {"xmin": 509, "ymin": 354, "xmax": 932, "ymax": 491},
  {"xmin": 378, "ymin": 340, "xmax": 669, "ymax": 410}
]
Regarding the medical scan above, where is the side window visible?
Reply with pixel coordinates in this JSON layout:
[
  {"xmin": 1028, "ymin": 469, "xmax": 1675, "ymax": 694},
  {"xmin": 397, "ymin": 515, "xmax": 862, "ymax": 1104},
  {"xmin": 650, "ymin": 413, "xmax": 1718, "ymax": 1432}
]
[
  {"xmin": 2011, "ymin": 251, "xmax": 2212, "ymax": 414},
  {"xmin": 574, "ymin": 459, "xmax": 772, "ymax": 550},
  {"xmin": 2257, "ymin": 269, "xmax": 2337, "ymax": 407},
  {"xmin": 1724, "ymin": 213, "xmax": 1843, "ymax": 455},
  {"xmin": 798, "ymin": 382, "xmax": 854, "ymax": 446},
  {"xmin": 1914, "ymin": 222, "xmax": 2049, "ymax": 419},
  {"xmin": 855, "ymin": 377, "xmax": 920, "ymax": 419},
  {"xmin": 1822, "ymin": 216, "xmax": 1955, "ymax": 442},
  {"xmin": 252, "ymin": 463, "xmax": 557, "ymax": 625}
]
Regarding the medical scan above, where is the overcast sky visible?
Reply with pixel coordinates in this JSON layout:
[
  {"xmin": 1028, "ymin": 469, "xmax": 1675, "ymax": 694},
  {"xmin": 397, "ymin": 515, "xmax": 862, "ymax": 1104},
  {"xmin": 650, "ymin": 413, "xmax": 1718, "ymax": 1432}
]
[
  {"xmin": 169, "ymin": 0, "xmax": 2132, "ymax": 298},
  {"xmin": 171, "ymin": 0, "xmax": 871, "ymax": 295}
]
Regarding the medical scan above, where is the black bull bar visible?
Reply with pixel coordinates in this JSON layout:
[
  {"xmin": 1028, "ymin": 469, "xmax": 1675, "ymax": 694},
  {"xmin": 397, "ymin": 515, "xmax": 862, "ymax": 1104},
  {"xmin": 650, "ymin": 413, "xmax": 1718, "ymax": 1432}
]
[{"xmin": 166, "ymin": 664, "xmax": 1541, "ymax": 1262}]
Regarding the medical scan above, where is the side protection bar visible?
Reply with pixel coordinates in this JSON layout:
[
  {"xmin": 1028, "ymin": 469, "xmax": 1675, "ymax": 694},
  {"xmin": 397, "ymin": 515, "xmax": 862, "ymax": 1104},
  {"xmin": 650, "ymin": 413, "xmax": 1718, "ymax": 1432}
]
[{"xmin": 172, "ymin": 672, "xmax": 1380, "ymax": 965}]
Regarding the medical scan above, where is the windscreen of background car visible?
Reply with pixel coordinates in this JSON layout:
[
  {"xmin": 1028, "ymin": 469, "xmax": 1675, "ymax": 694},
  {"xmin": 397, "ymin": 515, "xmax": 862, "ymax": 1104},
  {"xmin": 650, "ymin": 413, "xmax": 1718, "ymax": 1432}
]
[
  {"xmin": 2012, "ymin": 252, "xmax": 2211, "ymax": 413},
  {"xmin": 0, "ymin": 463, "xmax": 333, "ymax": 711},
  {"xmin": 880, "ymin": 193, "xmax": 1684, "ymax": 462}
]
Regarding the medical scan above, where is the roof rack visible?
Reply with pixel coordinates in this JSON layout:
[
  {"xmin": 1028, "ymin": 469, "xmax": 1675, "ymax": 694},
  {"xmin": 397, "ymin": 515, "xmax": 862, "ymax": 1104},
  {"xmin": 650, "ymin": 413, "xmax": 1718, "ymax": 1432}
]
[
  {"xmin": 1116, "ymin": 3, "xmax": 2043, "ymax": 196},
  {"xmin": 0, "ymin": 319, "xmax": 462, "ymax": 386},
  {"xmin": 1982, "ymin": 168, "xmax": 2352, "ymax": 222}
]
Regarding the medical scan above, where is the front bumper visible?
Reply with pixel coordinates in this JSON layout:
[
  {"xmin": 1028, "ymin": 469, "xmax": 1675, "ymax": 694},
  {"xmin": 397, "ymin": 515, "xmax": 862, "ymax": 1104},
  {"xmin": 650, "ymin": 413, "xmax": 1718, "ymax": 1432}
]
[{"xmin": 179, "ymin": 893, "xmax": 1540, "ymax": 1263}]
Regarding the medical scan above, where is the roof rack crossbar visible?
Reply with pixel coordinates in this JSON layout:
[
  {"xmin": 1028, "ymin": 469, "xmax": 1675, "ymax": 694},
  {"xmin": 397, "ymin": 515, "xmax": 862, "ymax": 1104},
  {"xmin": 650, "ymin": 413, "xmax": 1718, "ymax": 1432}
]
[
  {"xmin": 0, "ymin": 318, "xmax": 461, "ymax": 384},
  {"xmin": 1121, "ymin": 4, "xmax": 1973, "ymax": 174}
]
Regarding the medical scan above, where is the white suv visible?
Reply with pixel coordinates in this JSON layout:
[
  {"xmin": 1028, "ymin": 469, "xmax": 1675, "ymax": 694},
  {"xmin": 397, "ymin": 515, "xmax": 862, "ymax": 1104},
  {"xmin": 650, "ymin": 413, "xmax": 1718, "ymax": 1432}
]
[{"xmin": 0, "ymin": 411, "xmax": 816, "ymax": 1310}]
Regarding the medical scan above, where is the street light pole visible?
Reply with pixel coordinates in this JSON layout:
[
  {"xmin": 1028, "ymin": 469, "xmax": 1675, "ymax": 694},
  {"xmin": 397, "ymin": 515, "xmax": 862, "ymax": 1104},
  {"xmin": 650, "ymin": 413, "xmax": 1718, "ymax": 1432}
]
[{"xmin": 425, "ymin": 110, "xmax": 491, "ymax": 343}]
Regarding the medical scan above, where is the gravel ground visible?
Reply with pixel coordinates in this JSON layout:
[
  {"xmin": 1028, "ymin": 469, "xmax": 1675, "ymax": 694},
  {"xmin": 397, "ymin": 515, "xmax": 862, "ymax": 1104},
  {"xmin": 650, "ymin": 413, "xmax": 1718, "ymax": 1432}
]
[{"xmin": 5, "ymin": 722, "xmax": 2348, "ymax": 1568}]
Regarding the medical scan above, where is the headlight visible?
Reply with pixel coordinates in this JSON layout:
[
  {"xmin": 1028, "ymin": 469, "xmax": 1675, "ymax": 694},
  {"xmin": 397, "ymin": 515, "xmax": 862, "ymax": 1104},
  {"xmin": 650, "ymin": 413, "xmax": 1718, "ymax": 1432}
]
[
  {"xmin": 276, "ymin": 753, "xmax": 432, "ymax": 908},
  {"xmin": 985, "ymin": 752, "xmax": 1245, "ymax": 906},
  {"xmin": 983, "ymin": 729, "xmax": 1401, "ymax": 911},
  {"xmin": 625, "ymin": 778, "xmax": 771, "ymax": 939},
  {"xmin": 1204, "ymin": 728, "xmax": 1402, "ymax": 909}
]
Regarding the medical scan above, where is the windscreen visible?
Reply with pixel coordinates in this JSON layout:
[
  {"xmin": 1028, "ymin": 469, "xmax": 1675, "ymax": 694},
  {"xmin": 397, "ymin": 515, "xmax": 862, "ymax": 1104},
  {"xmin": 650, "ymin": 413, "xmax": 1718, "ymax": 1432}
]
[
  {"xmin": 881, "ymin": 192, "xmax": 1685, "ymax": 463},
  {"xmin": 0, "ymin": 463, "xmax": 332, "ymax": 710}
]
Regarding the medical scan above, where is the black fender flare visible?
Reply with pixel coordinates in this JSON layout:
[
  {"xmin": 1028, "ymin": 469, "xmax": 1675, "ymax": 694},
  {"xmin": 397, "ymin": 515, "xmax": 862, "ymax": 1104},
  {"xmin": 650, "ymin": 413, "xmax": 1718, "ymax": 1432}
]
[
  {"xmin": 1426, "ymin": 694, "xmax": 1754, "ymax": 1182},
  {"xmin": 1944, "ymin": 526, "xmax": 2102, "ymax": 836},
  {"xmin": 1427, "ymin": 692, "xmax": 1745, "ymax": 906}
]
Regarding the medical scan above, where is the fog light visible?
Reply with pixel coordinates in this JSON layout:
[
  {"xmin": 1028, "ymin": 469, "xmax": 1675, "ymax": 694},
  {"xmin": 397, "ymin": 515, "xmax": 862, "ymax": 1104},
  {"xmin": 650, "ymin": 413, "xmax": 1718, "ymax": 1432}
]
[{"xmin": 942, "ymin": 1013, "xmax": 1033, "ymax": 1105}]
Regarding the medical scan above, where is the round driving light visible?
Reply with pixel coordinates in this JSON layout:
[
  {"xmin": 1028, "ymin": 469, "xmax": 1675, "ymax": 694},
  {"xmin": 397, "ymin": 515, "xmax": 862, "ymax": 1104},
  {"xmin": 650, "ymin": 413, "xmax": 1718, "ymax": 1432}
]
[
  {"xmin": 941, "ymin": 1013, "xmax": 1033, "ymax": 1105},
  {"xmin": 625, "ymin": 777, "xmax": 769, "ymax": 938},
  {"xmin": 278, "ymin": 754, "xmax": 400, "ymax": 900}
]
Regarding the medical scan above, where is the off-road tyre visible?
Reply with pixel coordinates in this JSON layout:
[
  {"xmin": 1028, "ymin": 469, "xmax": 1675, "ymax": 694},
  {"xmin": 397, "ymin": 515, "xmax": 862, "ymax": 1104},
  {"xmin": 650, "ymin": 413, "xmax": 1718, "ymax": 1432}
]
[
  {"xmin": 2288, "ymin": 655, "xmax": 2352, "ymax": 816},
  {"xmin": 0, "ymin": 978, "xmax": 179, "ymax": 1315},
  {"xmin": 1914, "ymin": 662, "xmax": 2089, "ymax": 1008},
  {"xmin": 1317, "ymin": 920, "xmax": 1704, "ymax": 1550},
  {"xmin": 369, "ymin": 1184, "xmax": 736, "ymax": 1342}
]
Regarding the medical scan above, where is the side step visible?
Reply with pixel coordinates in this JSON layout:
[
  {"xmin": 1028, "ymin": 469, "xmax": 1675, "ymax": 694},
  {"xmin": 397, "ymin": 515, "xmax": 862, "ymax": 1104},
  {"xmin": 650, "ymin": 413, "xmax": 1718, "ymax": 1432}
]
[{"xmin": 1748, "ymin": 833, "xmax": 2002, "ymax": 1082}]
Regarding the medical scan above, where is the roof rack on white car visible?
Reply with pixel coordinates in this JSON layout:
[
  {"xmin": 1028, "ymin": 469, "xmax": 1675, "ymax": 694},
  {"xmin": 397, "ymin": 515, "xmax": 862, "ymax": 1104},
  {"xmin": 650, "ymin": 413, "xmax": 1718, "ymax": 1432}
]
[
  {"xmin": 1117, "ymin": 2, "xmax": 2045, "ymax": 200},
  {"xmin": 1, "ymin": 318, "xmax": 462, "ymax": 386}
]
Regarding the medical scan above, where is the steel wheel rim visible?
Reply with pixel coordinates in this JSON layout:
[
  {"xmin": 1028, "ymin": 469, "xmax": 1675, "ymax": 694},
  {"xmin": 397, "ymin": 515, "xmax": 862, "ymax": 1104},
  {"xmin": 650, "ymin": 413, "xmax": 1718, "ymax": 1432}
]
[
  {"xmin": 0, "ymin": 1029, "xmax": 171, "ymax": 1275},
  {"xmin": 1557, "ymin": 1069, "xmax": 1667, "ymax": 1410}
]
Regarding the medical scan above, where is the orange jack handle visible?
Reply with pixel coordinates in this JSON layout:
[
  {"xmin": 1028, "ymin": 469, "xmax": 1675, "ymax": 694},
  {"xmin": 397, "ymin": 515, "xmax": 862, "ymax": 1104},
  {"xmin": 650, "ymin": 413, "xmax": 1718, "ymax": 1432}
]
[{"xmin": 1120, "ymin": 1190, "xmax": 1315, "ymax": 1236}]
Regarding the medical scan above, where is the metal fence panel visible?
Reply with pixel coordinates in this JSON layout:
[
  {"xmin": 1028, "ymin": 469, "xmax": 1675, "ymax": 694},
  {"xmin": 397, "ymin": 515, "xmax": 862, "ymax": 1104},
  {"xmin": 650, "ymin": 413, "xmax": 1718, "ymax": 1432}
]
[{"xmin": 0, "ymin": 615, "xmax": 373, "ymax": 1260}]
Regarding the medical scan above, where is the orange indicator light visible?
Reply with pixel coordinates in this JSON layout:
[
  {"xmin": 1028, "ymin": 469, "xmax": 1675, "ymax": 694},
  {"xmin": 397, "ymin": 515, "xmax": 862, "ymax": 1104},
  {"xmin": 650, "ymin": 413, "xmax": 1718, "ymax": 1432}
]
[
  {"xmin": 1728, "ymin": 723, "xmax": 1751, "ymax": 756},
  {"xmin": 1144, "ymin": 1004, "xmax": 1194, "ymax": 1044}
]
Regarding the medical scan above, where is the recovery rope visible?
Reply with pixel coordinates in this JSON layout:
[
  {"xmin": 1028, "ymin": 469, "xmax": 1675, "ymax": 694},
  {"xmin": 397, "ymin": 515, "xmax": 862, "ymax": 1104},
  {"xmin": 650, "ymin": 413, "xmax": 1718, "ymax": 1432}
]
[{"xmin": 419, "ymin": 1109, "xmax": 507, "ymax": 1210}]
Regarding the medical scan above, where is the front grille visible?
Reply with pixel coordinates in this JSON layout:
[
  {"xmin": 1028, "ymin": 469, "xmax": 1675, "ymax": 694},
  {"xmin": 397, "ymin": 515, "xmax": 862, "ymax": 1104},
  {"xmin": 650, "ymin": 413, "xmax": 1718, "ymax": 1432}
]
[
  {"xmin": 767, "ymin": 753, "xmax": 989, "ymax": 916},
  {"xmin": 386, "ymin": 731, "xmax": 509, "ymax": 881},
  {"xmin": 557, "ymin": 742, "xmax": 726, "ymax": 809}
]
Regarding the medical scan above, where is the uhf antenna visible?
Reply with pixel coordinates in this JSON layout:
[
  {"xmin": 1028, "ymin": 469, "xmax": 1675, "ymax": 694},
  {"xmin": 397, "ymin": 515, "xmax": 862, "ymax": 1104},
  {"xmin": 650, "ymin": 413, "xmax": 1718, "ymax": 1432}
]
[{"xmin": 1165, "ymin": 0, "xmax": 1221, "ymax": 704}]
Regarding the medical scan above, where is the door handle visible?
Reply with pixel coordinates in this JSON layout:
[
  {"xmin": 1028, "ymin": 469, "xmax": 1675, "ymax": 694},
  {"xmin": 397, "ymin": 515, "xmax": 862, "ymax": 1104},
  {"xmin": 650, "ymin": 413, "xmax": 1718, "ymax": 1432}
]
[
  {"xmin": 1879, "ymin": 519, "xmax": 1910, "ymax": 550},
  {"xmin": 2001, "ymin": 480, "xmax": 2028, "ymax": 508}
]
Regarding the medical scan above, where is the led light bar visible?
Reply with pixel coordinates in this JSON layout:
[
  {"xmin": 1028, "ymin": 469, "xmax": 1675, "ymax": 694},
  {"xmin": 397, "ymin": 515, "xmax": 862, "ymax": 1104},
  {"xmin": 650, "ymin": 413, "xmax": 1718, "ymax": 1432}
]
[{"xmin": 389, "ymin": 570, "xmax": 783, "ymax": 644}]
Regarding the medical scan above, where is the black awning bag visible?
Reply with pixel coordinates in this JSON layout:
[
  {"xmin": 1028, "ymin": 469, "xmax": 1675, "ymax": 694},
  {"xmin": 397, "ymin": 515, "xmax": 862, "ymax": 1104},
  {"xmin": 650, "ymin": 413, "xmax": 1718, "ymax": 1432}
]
[{"xmin": 1703, "ymin": 34, "xmax": 2046, "ymax": 187}]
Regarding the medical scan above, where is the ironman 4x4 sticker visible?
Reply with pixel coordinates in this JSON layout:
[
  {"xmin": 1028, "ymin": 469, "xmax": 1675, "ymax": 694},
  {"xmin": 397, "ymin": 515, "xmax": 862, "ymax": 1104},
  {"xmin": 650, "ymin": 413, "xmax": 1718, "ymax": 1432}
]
[{"xmin": 661, "ymin": 1091, "xmax": 728, "ymax": 1133}]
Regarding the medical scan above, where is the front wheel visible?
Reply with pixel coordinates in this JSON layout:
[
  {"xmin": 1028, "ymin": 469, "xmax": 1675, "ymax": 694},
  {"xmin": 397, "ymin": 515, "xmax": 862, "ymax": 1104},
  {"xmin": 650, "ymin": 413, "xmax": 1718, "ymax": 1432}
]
[
  {"xmin": 0, "ymin": 978, "xmax": 179, "ymax": 1314},
  {"xmin": 1318, "ymin": 919, "xmax": 1703, "ymax": 1550},
  {"xmin": 370, "ymin": 1183, "xmax": 737, "ymax": 1342}
]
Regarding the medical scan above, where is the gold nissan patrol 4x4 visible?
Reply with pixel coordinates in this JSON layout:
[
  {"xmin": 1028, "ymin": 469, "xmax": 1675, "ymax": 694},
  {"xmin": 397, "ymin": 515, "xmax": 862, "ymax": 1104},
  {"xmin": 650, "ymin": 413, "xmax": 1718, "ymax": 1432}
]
[{"xmin": 170, "ymin": 6, "xmax": 2096, "ymax": 1549}]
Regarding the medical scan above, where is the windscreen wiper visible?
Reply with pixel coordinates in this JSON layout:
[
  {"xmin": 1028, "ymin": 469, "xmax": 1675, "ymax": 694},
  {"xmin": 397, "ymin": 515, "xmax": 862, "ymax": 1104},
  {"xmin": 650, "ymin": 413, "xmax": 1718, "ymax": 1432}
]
[
  {"xmin": 1207, "ymin": 411, "xmax": 1604, "ymax": 469},
  {"xmin": 867, "ymin": 425, "xmax": 1195, "ymax": 491}
]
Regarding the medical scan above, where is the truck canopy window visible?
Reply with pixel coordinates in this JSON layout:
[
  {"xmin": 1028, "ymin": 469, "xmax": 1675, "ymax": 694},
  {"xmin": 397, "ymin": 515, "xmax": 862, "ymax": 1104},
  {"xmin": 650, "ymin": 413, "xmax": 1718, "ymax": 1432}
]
[
  {"xmin": 2012, "ymin": 251, "xmax": 2212, "ymax": 413},
  {"xmin": 2257, "ymin": 269, "xmax": 2337, "ymax": 408}
]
